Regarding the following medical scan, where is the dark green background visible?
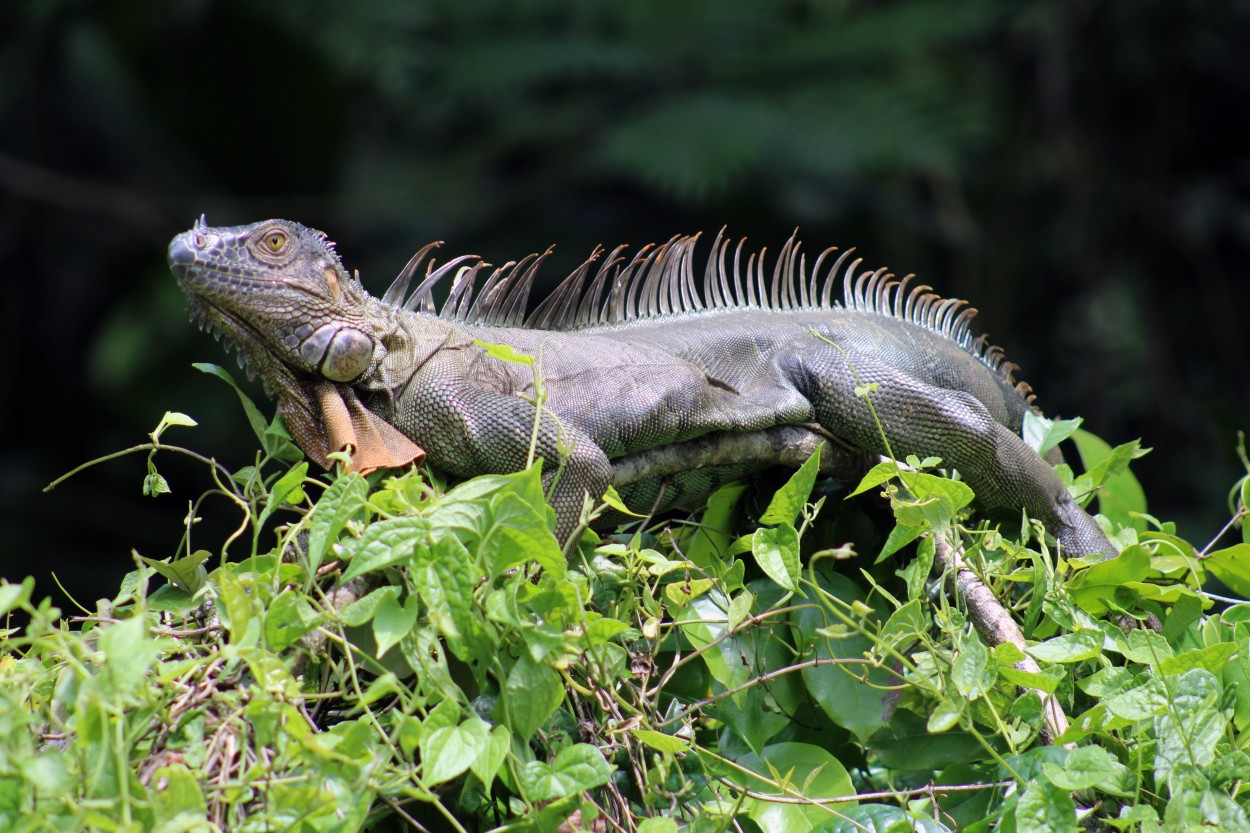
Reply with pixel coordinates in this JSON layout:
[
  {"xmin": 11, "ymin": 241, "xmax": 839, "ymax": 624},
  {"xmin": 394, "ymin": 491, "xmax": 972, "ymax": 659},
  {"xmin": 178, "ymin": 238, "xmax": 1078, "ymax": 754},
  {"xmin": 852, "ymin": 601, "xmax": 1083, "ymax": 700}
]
[{"xmin": 2, "ymin": 0, "xmax": 1247, "ymax": 606}]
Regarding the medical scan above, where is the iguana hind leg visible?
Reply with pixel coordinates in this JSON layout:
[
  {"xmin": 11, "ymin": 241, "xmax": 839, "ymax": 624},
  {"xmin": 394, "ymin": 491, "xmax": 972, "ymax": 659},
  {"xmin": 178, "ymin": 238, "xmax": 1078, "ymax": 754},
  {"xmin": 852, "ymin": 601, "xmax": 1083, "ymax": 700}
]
[{"xmin": 783, "ymin": 346, "xmax": 1114, "ymax": 559}]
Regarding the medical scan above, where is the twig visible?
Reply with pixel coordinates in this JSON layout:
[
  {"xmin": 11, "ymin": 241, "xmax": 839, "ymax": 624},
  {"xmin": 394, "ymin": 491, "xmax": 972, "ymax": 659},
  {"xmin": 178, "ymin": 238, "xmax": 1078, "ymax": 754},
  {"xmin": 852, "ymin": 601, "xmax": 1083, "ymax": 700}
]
[{"xmin": 718, "ymin": 776, "xmax": 1015, "ymax": 806}]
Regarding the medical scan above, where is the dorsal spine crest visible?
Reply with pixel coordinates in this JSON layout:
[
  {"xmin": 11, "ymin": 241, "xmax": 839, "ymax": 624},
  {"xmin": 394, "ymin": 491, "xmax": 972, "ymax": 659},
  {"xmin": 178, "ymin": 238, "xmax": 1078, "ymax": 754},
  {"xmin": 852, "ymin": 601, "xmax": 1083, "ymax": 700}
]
[{"xmin": 377, "ymin": 231, "xmax": 1034, "ymax": 400}]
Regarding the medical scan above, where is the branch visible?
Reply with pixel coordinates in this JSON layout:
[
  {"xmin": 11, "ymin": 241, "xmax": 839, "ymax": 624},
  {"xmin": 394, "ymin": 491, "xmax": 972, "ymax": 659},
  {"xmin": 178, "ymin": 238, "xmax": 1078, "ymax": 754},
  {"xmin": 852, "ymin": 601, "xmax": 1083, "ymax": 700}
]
[{"xmin": 931, "ymin": 534, "xmax": 1072, "ymax": 747}]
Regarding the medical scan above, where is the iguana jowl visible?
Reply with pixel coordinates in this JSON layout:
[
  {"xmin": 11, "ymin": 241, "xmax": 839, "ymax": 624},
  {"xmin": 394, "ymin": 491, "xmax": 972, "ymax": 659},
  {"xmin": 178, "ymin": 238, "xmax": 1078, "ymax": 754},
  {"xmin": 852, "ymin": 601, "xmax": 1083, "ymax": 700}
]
[{"xmin": 168, "ymin": 218, "xmax": 1115, "ymax": 558}]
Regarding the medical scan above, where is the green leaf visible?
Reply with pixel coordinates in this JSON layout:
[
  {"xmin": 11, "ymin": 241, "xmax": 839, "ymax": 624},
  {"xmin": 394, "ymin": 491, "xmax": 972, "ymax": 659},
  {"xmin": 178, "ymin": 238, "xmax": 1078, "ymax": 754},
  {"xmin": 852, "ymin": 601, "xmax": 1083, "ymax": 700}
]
[
  {"xmin": 359, "ymin": 672, "xmax": 405, "ymax": 709},
  {"xmin": 420, "ymin": 717, "xmax": 491, "ymax": 785},
  {"xmin": 759, "ymin": 444, "xmax": 822, "ymax": 525},
  {"xmin": 1013, "ymin": 780, "xmax": 1077, "ymax": 833},
  {"xmin": 263, "ymin": 462, "xmax": 308, "ymax": 517},
  {"xmin": 678, "ymin": 590, "xmax": 746, "ymax": 690},
  {"xmin": 339, "ymin": 586, "xmax": 398, "ymax": 627},
  {"xmin": 879, "ymin": 599, "xmax": 928, "ymax": 651},
  {"xmin": 901, "ymin": 535, "xmax": 936, "ymax": 600},
  {"xmin": 499, "ymin": 654, "xmax": 564, "ymax": 741},
  {"xmin": 1162, "ymin": 785, "xmax": 1250, "ymax": 832},
  {"xmin": 1153, "ymin": 668, "xmax": 1225, "ymax": 787},
  {"xmin": 470, "ymin": 468, "xmax": 564, "ymax": 578},
  {"xmin": 148, "ymin": 763, "xmax": 207, "ymax": 827},
  {"xmin": 875, "ymin": 521, "xmax": 925, "ymax": 564},
  {"xmin": 1223, "ymin": 654, "xmax": 1250, "ymax": 733},
  {"xmin": 600, "ymin": 484, "xmax": 646, "ymax": 517},
  {"xmin": 664, "ymin": 577, "xmax": 715, "ymax": 607},
  {"xmin": 469, "ymin": 724, "xmax": 511, "ymax": 790},
  {"xmin": 751, "ymin": 523, "xmax": 801, "ymax": 593},
  {"xmin": 150, "ymin": 410, "xmax": 199, "ymax": 444},
  {"xmin": 473, "ymin": 338, "xmax": 535, "ymax": 366},
  {"xmin": 160, "ymin": 411, "xmax": 198, "ymax": 429},
  {"xmin": 1072, "ymin": 429, "xmax": 1149, "ymax": 527},
  {"xmin": 951, "ymin": 637, "xmax": 995, "ymax": 701},
  {"xmin": 716, "ymin": 685, "xmax": 791, "ymax": 754},
  {"xmin": 215, "ymin": 569, "xmax": 255, "ymax": 645},
  {"xmin": 1066, "ymin": 545, "xmax": 1151, "ymax": 615},
  {"xmin": 927, "ymin": 698, "xmax": 963, "ymax": 733},
  {"xmin": 143, "ymin": 471, "xmax": 171, "ymax": 497},
  {"xmin": 631, "ymin": 728, "xmax": 690, "ymax": 754},
  {"xmin": 1206, "ymin": 544, "xmax": 1250, "ymax": 599},
  {"xmin": 417, "ymin": 535, "xmax": 478, "ymax": 656},
  {"xmin": 304, "ymin": 471, "xmax": 369, "ymax": 572},
  {"xmin": 733, "ymin": 742, "xmax": 855, "ymax": 832},
  {"xmin": 895, "ymin": 471, "xmax": 975, "ymax": 530},
  {"xmin": 727, "ymin": 589, "xmax": 754, "ymax": 631},
  {"xmin": 401, "ymin": 627, "xmax": 461, "ymax": 702},
  {"xmin": 1023, "ymin": 412, "xmax": 1082, "ymax": 458},
  {"xmin": 137, "ymin": 550, "xmax": 211, "ymax": 593},
  {"xmin": 263, "ymin": 588, "xmax": 320, "ymax": 652},
  {"xmin": 849, "ymin": 460, "xmax": 902, "ymax": 498},
  {"xmin": 1158, "ymin": 642, "xmax": 1238, "ymax": 676},
  {"xmin": 1041, "ymin": 746, "xmax": 1121, "ymax": 791},
  {"xmin": 997, "ymin": 665, "xmax": 1061, "ymax": 695},
  {"xmin": 679, "ymin": 582, "xmax": 804, "ymax": 749},
  {"xmin": 340, "ymin": 517, "xmax": 431, "ymax": 581},
  {"xmin": 1102, "ymin": 678, "xmax": 1168, "ymax": 722},
  {"xmin": 1025, "ymin": 630, "xmax": 1103, "ymax": 664},
  {"xmin": 518, "ymin": 744, "xmax": 613, "ymax": 802},
  {"xmin": 262, "ymin": 412, "xmax": 304, "ymax": 463},
  {"xmin": 100, "ymin": 615, "xmax": 158, "ymax": 698},
  {"xmin": 685, "ymin": 481, "xmax": 748, "ymax": 571},
  {"xmin": 372, "ymin": 592, "xmax": 419, "ymax": 658},
  {"xmin": 638, "ymin": 819, "xmax": 680, "ymax": 833},
  {"xmin": 582, "ymin": 616, "xmax": 629, "ymax": 647},
  {"xmin": 0, "ymin": 577, "xmax": 33, "ymax": 616}
]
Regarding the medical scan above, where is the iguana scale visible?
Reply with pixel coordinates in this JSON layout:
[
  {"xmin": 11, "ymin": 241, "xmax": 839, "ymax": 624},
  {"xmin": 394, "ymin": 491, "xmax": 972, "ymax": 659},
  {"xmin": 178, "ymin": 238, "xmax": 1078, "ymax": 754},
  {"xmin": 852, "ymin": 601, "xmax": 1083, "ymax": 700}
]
[{"xmin": 168, "ymin": 218, "xmax": 1114, "ymax": 558}]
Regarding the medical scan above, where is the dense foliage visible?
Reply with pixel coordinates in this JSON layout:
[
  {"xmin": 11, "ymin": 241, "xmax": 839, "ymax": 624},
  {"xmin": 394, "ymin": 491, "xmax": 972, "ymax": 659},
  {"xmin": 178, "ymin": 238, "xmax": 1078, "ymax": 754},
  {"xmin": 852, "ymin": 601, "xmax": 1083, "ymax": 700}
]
[
  {"xmin": 4, "ymin": 0, "xmax": 1248, "ymax": 614},
  {"xmin": 4, "ymin": 365, "xmax": 1249, "ymax": 831}
]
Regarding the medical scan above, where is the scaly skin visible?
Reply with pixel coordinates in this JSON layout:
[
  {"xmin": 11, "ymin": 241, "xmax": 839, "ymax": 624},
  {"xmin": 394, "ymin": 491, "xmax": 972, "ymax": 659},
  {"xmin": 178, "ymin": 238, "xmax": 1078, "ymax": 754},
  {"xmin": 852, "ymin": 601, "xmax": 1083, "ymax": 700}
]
[{"xmin": 169, "ymin": 218, "xmax": 1115, "ymax": 558}]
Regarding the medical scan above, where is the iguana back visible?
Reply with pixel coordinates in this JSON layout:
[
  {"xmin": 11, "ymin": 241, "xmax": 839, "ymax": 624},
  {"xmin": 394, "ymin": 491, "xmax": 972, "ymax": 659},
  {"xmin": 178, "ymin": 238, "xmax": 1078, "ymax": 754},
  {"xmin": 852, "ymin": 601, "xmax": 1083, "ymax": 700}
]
[{"xmin": 168, "ymin": 219, "xmax": 1114, "ymax": 559}]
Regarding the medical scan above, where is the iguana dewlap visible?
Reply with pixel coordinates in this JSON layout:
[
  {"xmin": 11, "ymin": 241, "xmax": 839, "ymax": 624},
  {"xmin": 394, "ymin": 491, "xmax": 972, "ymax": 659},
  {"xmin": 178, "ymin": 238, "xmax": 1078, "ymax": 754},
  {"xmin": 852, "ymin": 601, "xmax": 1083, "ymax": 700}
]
[{"xmin": 168, "ymin": 218, "xmax": 1115, "ymax": 558}]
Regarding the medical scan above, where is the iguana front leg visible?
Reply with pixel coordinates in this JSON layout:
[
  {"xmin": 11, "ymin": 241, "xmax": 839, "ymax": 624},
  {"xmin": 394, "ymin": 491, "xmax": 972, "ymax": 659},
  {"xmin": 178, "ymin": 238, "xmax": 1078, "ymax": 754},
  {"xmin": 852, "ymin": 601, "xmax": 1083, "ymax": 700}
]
[
  {"xmin": 785, "ymin": 347, "xmax": 1115, "ymax": 559},
  {"xmin": 393, "ymin": 380, "xmax": 612, "ymax": 543}
]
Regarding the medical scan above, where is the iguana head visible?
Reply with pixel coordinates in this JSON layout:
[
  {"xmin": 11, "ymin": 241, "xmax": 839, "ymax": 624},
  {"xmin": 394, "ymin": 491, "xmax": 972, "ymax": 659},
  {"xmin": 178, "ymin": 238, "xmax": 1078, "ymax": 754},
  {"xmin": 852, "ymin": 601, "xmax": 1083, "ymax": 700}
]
[
  {"xmin": 168, "ymin": 218, "xmax": 377, "ymax": 386},
  {"xmin": 169, "ymin": 218, "xmax": 424, "ymax": 473}
]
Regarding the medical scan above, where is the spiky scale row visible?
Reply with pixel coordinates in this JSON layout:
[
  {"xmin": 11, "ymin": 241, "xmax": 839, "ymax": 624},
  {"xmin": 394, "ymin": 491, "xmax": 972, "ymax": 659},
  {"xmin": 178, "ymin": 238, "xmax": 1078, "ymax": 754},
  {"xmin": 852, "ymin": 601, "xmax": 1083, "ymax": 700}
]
[{"xmin": 378, "ymin": 231, "xmax": 1035, "ymax": 402}]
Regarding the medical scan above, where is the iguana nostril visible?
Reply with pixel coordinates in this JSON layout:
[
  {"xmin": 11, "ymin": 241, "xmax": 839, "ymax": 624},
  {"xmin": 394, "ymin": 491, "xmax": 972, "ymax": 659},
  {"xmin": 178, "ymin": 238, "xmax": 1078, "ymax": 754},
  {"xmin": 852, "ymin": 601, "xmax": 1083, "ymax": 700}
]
[
  {"xmin": 168, "ymin": 231, "xmax": 222, "ymax": 266},
  {"xmin": 167, "ymin": 236, "xmax": 195, "ymax": 266}
]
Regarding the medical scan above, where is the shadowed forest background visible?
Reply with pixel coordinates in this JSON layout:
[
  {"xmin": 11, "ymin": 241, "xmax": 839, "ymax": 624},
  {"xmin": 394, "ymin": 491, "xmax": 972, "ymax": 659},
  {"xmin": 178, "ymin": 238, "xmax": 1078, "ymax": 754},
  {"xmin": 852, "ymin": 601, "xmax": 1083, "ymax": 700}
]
[{"xmin": 1, "ymin": 0, "xmax": 1247, "ymax": 607}]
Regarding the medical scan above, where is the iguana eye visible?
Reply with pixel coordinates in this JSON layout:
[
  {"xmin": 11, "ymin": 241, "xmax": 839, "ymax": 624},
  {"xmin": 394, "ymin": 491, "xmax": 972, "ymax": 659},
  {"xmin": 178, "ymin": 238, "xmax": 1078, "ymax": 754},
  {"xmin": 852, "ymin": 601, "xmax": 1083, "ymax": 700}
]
[{"xmin": 263, "ymin": 231, "xmax": 288, "ymax": 254}]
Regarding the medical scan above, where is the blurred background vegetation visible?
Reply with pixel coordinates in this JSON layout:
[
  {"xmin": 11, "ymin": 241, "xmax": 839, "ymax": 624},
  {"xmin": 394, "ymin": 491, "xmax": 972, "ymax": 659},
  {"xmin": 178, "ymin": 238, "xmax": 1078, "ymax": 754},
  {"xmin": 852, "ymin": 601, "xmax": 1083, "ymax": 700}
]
[{"xmin": 1, "ymin": 0, "xmax": 1247, "ymax": 607}]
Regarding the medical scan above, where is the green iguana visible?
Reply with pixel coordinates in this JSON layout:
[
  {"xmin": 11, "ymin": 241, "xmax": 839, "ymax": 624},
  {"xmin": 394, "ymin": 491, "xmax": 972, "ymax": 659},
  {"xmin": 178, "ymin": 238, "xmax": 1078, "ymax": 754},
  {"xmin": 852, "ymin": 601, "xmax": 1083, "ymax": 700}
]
[{"xmin": 168, "ymin": 218, "xmax": 1115, "ymax": 559}]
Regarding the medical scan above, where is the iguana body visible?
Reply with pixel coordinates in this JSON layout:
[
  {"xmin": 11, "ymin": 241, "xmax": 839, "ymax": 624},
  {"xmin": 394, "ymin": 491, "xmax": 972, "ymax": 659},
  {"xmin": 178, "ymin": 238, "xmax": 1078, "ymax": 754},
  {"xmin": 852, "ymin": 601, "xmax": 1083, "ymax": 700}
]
[{"xmin": 168, "ymin": 219, "xmax": 1114, "ymax": 558}]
